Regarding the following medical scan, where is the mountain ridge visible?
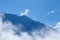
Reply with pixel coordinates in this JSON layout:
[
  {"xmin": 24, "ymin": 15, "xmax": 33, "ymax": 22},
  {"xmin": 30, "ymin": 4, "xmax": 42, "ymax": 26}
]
[{"xmin": 0, "ymin": 13, "xmax": 53, "ymax": 35}]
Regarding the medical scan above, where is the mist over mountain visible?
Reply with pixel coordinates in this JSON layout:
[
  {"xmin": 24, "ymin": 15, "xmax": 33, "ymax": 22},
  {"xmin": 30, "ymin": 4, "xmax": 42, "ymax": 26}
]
[{"xmin": 0, "ymin": 13, "xmax": 60, "ymax": 40}]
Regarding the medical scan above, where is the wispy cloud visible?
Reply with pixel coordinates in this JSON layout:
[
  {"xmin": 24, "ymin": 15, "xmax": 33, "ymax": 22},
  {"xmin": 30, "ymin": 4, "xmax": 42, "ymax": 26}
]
[
  {"xmin": 48, "ymin": 10, "xmax": 55, "ymax": 14},
  {"xmin": 20, "ymin": 9, "xmax": 30, "ymax": 16},
  {"xmin": 47, "ymin": 8, "xmax": 60, "ymax": 14}
]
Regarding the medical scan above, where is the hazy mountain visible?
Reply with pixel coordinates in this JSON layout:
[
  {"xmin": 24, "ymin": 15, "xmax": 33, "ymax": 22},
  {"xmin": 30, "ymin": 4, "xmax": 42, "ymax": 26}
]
[
  {"xmin": 0, "ymin": 13, "xmax": 54, "ymax": 35},
  {"xmin": 0, "ymin": 13, "xmax": 60, "ymax": 40}
]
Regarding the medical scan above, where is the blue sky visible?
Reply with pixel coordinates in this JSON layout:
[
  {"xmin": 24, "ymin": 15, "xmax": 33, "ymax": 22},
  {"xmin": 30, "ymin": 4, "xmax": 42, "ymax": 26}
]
[{"xmin": 0, "ymin": 0, "xmax": 60, "ymax": 26}]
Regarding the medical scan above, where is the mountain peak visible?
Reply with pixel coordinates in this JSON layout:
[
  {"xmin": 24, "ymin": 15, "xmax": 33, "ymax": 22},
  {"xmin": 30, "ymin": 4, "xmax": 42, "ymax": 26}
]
[{"xmin": 0, "ymin": 13, "xmax": 48, "ymax": 35}]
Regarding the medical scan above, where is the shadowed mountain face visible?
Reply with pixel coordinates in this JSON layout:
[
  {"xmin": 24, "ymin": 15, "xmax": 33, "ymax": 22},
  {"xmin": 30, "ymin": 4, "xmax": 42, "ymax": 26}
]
[{"xmin": 1, "ymin": 13, "xmax": 49, "ymax": 35}]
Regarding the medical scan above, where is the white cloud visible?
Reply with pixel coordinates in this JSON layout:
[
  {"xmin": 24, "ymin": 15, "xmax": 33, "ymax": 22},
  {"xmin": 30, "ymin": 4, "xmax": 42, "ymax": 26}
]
[
  {"xmin": 48, "ymin": 10, "xmax": 55, "ymax": 14},
  {"xmin": 20, "ymin": 9, "xmax": 30, "ymax": 16},
  {"xmin": 56, "ymin": 22, "xmax": 60, "ymax": 28},
  {"xmin": 53, "ymin": 22, "xmax": 60, "ymax": 31},
  {"xmin": 0, "ymin": 13, "xmax": 60, "ymax": 40}
]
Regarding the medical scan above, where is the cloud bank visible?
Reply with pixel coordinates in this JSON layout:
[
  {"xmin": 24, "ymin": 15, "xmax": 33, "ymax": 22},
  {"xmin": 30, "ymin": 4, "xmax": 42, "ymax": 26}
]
[{"xmin": 0, "ymin": 13, "xmax": 60, "ymax": 40}]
